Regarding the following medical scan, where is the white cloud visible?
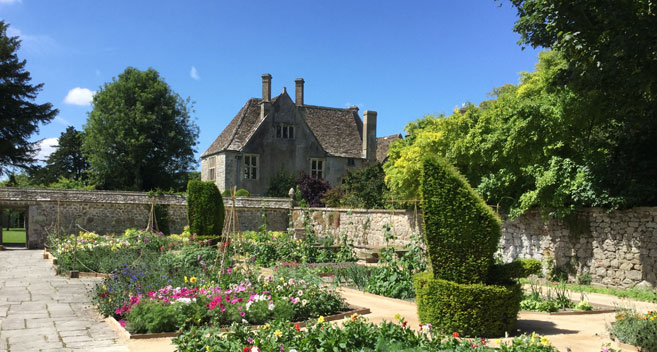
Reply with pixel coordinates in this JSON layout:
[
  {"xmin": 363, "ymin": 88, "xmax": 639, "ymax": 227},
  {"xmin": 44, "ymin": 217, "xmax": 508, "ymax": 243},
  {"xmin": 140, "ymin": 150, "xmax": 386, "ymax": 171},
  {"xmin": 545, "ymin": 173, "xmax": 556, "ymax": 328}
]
[
  {"xmin": 54, "ymin": 116, "xmax": 70, "ymax": 126},
  {"xmin": 64, "ymin": 87, "xmax": 95, "ymax": 106},
  {"xmin": 34, "ymin": 138, "xmax": 59, "ymax": 162},
  {"xmin": 6, "ymin": 26, "xmax": 57, "ymax": 55},
  {"xmin": 190, "ymin": 66, "xmax": 200, "ymax": 80}
]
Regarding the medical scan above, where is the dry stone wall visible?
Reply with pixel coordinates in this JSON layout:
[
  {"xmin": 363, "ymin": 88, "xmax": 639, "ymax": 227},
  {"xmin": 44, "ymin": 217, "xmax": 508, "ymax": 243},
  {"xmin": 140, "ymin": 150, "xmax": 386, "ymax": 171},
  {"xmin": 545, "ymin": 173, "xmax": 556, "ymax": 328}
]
[
  {"xmin": 499, "ymin": 208, "xmax": 657, "ymax": 288},
  {"xmin": 291, "ymin": 207, "xmax": 422, "ymax": 248},
  {"xmin": 0, "ymin": 188, "xmax": 290, "ymax": 248}
]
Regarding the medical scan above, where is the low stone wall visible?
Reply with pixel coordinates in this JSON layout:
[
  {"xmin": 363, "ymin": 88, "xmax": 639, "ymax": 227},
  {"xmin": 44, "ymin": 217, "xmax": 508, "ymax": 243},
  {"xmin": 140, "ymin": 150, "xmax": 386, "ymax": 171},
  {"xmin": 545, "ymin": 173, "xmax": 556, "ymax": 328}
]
[
  {"xmin": 291, "ymin": 207, "xmax": 422, "ymax": 248},
  {"xmin": 499, "ymin": 208, "xmax": 657, "ymax": 288},
  {"xmin": 0, "ymin": 188, "xmax": 291, "ymax": 248}
]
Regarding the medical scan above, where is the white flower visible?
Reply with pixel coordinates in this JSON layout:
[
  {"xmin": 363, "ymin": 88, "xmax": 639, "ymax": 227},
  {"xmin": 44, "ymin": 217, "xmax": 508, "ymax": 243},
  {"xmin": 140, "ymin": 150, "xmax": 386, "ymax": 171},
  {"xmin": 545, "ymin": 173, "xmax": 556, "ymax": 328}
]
[
  {"xmin": 268, "ymin": 302, "xmax": 275, "ymax": 311},
  {"xmin": 250, "ymin": 347, "xmax": 260, "ymax": 352},
  {"xmin": 301, "ymin": 299, "xmax": 307, "ymax": 306},
  {"xmin": 297, "ymin": 290, "xmax": 303, "ymax": 296}
]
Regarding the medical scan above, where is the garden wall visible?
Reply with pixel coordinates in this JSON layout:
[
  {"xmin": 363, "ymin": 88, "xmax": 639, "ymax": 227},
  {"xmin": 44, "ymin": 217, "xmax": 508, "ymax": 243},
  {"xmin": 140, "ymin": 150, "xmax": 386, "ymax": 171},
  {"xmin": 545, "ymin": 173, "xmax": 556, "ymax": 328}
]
[
  {"xmin": 499, "ymin": 208, "xmax": 657, "ymax": 288},
  {"xmin": 0, "ymin": 188, "xmax": 291, "ymax": 248},
  {"xmin": 291, "ymin": 207, "xmax": 422, "ymax": 248}
]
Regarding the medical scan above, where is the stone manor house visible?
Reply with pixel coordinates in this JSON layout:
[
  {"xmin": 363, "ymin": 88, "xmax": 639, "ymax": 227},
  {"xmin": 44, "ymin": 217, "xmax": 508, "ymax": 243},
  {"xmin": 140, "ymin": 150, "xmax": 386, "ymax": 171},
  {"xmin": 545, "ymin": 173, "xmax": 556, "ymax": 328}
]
[{"xmin": 201, "ymin": 74, "xmax": 398, "ymax": 195}]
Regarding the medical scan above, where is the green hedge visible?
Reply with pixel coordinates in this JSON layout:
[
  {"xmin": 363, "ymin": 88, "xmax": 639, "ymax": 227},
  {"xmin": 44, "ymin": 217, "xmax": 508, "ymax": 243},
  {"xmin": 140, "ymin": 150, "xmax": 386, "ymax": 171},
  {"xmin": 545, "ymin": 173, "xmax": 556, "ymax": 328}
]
[
  {"xmin": 186, "ymin": 180, "xmax": 224, "ymax": 237},
  {"xmin": 414, "ymin": 272, "xmax": 522, "ymax": 337},
  {"xmin": 488, "ymin": 259, "xmax": 542, "ymax": 285},
  {"xmin": 235, "ymin": 188, "xmax": 250, "ymax": 197},
  {"xmin": 420, "ymin": 155, "xmax": 501, "ymax": 284}
]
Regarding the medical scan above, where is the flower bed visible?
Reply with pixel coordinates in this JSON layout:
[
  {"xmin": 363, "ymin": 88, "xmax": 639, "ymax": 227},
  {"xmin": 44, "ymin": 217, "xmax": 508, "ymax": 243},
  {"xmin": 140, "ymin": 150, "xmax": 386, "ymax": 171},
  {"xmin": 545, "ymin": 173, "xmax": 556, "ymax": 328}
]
[
  {"xmin": 47, "ymin": 228, "xmax": 194, "ymax": 273},
  {"xmin": 173, "ymin": 314, "xmax": 560, "ymax": 352},
  {"xmin": 93, "ymin": 259, "xmax": 349, "ymax": 334},
  {"xmin": 609, "ymin": 309, "xmax": 657, "ymax": 350}
]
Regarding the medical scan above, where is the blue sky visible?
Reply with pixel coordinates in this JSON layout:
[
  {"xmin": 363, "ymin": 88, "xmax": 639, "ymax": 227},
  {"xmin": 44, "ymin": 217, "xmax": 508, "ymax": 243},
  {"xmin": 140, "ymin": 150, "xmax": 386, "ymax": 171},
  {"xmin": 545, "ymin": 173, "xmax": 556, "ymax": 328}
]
[{"xmin": 1, "ymin": 0, "xmax": 539, "ymax": 168}]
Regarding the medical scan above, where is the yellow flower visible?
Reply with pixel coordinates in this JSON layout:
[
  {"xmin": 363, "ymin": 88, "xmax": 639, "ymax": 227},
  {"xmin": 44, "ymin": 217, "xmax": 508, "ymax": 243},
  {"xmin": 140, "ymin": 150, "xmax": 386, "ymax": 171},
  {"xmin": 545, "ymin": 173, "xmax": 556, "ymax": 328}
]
[
  {"xmin": 264, "ymin": 282, "xmax": 268, "ymax": 287},
  {"xmin": 205, "ymin": 345, "xmax": 210, "ymax": 352},
  {"xmin": 184, "ymin": 276, "xmax": 188, "ymax": 283},
  {"xmin": 190, "ymin": 276, "xmax": 197, "ymax": 284},
  {"xmin": 280, "ymin": 277, "xmax": 285, "ymax": 282},
  {"xmin": 540, "ymin": 336, "xmax": 550, "ymax": 346},
  {"xmin": 350, "ymin": 313, "xmax": 359, "ymax": 322},
  {"xmin": 108, "ymin": 298, "xmax": 111, "ymax": 302},
  {"xmin": 317, "ymin": 316, "xmax": 325, "ymax": 323},
  {"xmin": 394, "ymin": 313, "xmax": 402, "ymax": 321},
  {"xmin": 264, "ymin": 323, "xmax": 271, "ymax": 330},
  {"xmin": 102, "ymin": 285, "xmax": 107, "ymax": 290},
  {"xmin": 495, "ymin": 339, "xmax": 500, "ymax": 345},
  {"xmin": 274, "ymin": 330, "xmax": 283, "ymax": 337}
]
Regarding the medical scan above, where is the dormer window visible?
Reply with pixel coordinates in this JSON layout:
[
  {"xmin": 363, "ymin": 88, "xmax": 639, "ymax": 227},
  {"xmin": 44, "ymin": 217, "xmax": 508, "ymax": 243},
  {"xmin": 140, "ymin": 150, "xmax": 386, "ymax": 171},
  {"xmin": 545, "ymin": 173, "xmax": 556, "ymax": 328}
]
[{"xmin": 275, "ymin": 124, "xmax": 295, "ymax": 139}]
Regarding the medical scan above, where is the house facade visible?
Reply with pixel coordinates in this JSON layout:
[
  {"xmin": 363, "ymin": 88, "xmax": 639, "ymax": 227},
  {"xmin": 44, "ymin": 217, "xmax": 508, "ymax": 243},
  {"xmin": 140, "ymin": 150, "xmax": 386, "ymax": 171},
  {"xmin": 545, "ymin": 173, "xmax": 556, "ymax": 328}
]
[{"xmin": 200, "ymin": 74, "xmax": 379, "ymax": 195}]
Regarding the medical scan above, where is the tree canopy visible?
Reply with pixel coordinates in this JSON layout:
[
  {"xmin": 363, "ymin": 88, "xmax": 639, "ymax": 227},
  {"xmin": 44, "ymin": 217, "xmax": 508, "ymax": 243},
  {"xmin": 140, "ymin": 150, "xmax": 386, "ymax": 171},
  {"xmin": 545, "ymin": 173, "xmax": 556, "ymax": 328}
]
[
  {"xmin": 29, "ymin": 126, "xmax": 88, "ymax": 186},
  {"xmin": 83, "ymin": 67, "xmax": 199, "ymax": 191},
  {"xmin": 385, "ymin": 51, "xmax": 621, "ymax": 217},
  {"xmin": 0, "ymin": 21, "xmax": 58, "ymax": 175},
  {"xmin": 505, "ymin": 0, "xmax": 657, "ymax": 209}
]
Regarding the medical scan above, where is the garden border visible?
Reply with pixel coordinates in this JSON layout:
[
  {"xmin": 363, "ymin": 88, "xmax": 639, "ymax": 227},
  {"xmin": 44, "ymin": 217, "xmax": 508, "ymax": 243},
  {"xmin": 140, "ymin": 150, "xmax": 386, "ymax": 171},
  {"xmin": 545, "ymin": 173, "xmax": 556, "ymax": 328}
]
[
  {"xmin": 43, "ymin": 249, "xmax": 111, "ymax": 278},
  {"xmin": 106, "ymin": 305, "xmax": 371, "ymax": 340}
]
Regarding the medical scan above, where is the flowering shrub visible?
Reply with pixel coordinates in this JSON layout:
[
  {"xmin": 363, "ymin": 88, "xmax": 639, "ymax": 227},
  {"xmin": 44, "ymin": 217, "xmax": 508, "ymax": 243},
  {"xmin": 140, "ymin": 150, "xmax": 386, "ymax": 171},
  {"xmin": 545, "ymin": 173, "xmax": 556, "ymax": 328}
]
[
  {"xmin": 609, "ymin": 309, "xmax": 657, "ymax": 350},
  {"xmin": 173, "ymin": 314, "xmax": 560, "ymax": 352}
]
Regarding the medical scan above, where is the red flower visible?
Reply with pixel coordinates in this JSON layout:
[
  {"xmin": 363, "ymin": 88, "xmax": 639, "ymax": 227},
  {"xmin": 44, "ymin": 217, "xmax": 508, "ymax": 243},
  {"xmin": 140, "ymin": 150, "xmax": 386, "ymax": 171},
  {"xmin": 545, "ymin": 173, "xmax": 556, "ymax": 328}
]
[
  {"xmin": 402, "ymin": 321, "xmax": 407, "ymax": 327},
  {"xmin": 453, "ymin": 332, "xmax": 459, "ymax": 338},
  {"xmin": 243, "ymin": 348, "xmax": 250, "ymax": 352},
  {"xmin": 295, "ymin": 323, "xmax": 300, "ymax": 331}
]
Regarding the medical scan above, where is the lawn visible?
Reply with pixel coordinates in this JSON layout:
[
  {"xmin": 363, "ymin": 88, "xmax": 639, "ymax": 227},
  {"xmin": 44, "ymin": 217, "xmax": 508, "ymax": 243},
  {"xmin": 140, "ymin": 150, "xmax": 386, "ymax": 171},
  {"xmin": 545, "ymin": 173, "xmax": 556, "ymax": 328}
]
[{"xmin": 2, "ymin": 228, "xmax": 26, "ymax": 244}]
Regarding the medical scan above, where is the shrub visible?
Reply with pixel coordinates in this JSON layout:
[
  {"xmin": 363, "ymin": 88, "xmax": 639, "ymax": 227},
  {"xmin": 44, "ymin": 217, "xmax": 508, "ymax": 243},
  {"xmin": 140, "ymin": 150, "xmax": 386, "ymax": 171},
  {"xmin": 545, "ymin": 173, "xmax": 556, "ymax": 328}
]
[
  {"xmin": 264, "ymin": 170, "xmax": 296, "ymax": 197},
  {"xmin": 414, "ymin": 272, "xmax": 522, "ymax": 337},
  {"xmin": 297, "ymin": 171, "xmax": 331, "ymax": 207},
  {"xmin": 235, "ymin": 188, "xmax": 249, "ymax": 197},
  {"xmin": 221, "ymin": 189, "xmax": 231, "ymax": 197},
  {"xmin": 186, "ymin": 180, "xmax": 224, "ymax": 237},
  {"xmin": 488, "ymin": 259, "xmax": 542, "ymax": 285},
  {"xmin": 420, "ymin": 155, "xmax": 501, "ymax": 284},
  {"xmin": 609, "ymin": 309, "xmax": 657, "ymax": 351}
]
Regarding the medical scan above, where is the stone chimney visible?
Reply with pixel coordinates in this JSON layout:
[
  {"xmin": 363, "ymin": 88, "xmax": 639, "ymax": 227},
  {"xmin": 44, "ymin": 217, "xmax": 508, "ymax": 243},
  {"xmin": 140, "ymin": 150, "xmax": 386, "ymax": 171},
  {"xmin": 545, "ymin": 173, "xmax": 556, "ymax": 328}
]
[
  {"xmin": 295, "ymin": 78, "xmax": 304, "ymax": 106},
  {"xmin": 261, "ymin": 73, "xmax": 272, "ymax": 118},
  {"xmin": 362, "ymin": 110, "xmax": 377, "ymax": 161}
]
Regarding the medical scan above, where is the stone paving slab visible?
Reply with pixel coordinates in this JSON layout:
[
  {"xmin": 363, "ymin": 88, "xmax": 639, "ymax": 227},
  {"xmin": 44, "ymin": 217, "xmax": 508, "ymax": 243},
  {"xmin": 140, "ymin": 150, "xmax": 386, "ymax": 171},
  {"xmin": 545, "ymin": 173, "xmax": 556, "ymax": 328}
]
[{"xmin": 0, "ymin": 249, "xmax": 129, "ymax": 351}]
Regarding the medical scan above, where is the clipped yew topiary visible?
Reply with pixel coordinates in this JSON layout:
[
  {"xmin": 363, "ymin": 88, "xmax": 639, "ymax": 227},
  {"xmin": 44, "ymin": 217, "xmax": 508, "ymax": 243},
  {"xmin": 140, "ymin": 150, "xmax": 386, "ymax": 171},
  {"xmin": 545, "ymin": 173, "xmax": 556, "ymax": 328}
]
[
  {"xmin": 187, "ymin": 180, "xmax": 224, "ymax": 237},
  {"xmin": 414, "ymin": 155, "xmax": 528, "ymax": 337}
]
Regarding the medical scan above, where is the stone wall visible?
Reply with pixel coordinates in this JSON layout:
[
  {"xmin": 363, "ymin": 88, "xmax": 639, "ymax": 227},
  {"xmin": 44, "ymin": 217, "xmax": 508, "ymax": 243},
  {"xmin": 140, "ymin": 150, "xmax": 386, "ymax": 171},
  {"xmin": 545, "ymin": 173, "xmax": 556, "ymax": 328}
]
[
  {"xmin": 0, "ymin": 188, "xmax": 291, "ymax": 248},
  {"xmin": 291, "ymin": 207, "xmax": 422, "ymax": 248},
  {"xmin": 499, "ymin": 208, "xmax": 657, "ymax": 288}
]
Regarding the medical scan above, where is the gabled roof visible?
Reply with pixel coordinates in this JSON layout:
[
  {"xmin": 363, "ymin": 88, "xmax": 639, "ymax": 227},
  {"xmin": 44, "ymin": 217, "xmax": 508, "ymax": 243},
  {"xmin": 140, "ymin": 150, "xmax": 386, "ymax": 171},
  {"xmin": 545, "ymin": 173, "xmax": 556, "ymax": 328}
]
[
  {"xmin": 376, "ymin": 134, "xmax": 402, "ymax": 163},
  {"xmin": 202, "ymin": 93, "xmax": 367, "ymax": 159},
  {"xmin": 301, "ymin": 105, "xmax": 364, "ymax": 158},
  {"xmin": 201, "ymin": 98, "xmax": 263, "ymax": 157}
]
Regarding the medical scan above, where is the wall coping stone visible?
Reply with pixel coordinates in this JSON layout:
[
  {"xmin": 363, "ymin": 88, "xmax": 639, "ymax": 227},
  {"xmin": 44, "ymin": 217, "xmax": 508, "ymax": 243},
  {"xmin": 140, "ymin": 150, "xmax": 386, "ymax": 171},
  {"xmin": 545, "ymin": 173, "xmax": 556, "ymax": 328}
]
[
  {"xmin": 0, "ymin": 187, "xmax": 292, "ymax": 209},
  {"xmin": 293, "ymin": 207, "xmax": 408, "ymax": 215}
]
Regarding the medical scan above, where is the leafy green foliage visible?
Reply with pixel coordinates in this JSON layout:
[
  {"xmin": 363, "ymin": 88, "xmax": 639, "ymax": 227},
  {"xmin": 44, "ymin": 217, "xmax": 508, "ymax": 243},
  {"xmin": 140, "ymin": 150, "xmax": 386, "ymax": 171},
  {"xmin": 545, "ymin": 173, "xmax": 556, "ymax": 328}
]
[
  {"xmin": 31, "ymin": 126, "xmax": 89, "ymax": 185},
  {"xmin": 235, "ymin": 188, "xmax": 250, "ymax": 197},
  {"xmin": 414, "ymin": 272, "xmax": 522, "ymax": 337},
  {"xmin": 507, "ymin": 0, "xmax": 657, "ymax": 210},
  {"xmin": 420, "ymin": 155, "xmax": 501, "ymax": 284},
  {"xmin": 338, "ymin": 162, "xmax": 389, "ymax": 208},
  {"xmin": 609, "ymin": 309, "xmax": 657, "ymax": 350},
  {"xmin": 83, "ymin": 67, "xmax": 199, "ymax": 191},
  {"xmin": 174, "ymin": 316, "xmax": 560, "ymax": 352},
  {"xmin": 488, "ymin": 259, "xmax": 542, "ymax": 285},
  {"xmin": 0, "ymin": 21, "xmax": 58, "ymax": 175},
  {"xmin": 186, "ymin": 180, "xmax": 224, "ymax": 237},
  {"xmin": 385, "ymin": 51, "xmax": 623, "ymax": 217},
  {"xmin": 265, "ymin": 169, "xmax": 296, "ymax": 197}
]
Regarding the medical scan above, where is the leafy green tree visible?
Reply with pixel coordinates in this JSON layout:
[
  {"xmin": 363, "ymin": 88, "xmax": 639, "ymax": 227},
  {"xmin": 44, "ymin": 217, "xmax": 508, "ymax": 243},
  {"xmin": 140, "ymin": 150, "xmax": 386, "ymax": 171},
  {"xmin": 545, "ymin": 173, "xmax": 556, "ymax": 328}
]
[
  {"xmin": 506, "ymin": 0, "xmax": 657, "ymax": 207},
  {"xmin": 83, "ymin": 67, "xmax": 199, "ymax": 191},
  {"xmin": 31, "ymin": 126, "xmax": 89, "ymax": 185},
  {"xmin": 0, "ymin": 21, "xmax": 58, "ymax": 175},
  {"xmin": 385, "ymin": 51, "xmax": 617, "ymax": 217},
  {"xmin": 265, "ymin": 169, "xmax": 296, "ymax": 197}
]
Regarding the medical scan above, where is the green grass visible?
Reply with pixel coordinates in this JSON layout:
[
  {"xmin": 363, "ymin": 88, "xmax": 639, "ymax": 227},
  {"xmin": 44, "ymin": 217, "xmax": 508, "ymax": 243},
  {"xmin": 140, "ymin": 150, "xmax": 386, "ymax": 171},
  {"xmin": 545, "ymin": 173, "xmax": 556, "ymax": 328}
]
[
  {"xmin": 2, "ymin": 228, "xmax": 26, "ymax": 244},
  {"xmin": 521, "ymin": 278, "xmax": 657, "ymax": 303}
]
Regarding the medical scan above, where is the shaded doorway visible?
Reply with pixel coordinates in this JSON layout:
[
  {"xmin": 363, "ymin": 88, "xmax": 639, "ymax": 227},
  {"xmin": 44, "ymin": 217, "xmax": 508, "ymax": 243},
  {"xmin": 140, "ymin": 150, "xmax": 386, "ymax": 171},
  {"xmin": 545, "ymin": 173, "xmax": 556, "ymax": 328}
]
[{"xmin": 1, "ymin": 208, "xmax": 28, "ymax": 248}]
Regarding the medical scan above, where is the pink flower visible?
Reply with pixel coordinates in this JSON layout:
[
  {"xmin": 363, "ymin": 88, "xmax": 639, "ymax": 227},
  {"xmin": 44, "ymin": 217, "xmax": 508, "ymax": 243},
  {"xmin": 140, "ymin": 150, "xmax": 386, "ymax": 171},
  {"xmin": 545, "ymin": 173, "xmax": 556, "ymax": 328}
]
[
  {"xmin": 240, "ymin": 311, "xmax": 246, "ymax": 317},
  {"xmin": 119, "ymin": 320, "xmax": 126, "ymax": 327}
]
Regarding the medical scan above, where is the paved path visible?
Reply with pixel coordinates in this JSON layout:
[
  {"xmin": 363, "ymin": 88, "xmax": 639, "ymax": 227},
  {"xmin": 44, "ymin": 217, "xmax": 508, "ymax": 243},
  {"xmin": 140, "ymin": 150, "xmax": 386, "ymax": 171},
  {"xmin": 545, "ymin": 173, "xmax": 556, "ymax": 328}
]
[{"xmin": 0, "ymin": 249, "xmax": 129, "ymax": 352}]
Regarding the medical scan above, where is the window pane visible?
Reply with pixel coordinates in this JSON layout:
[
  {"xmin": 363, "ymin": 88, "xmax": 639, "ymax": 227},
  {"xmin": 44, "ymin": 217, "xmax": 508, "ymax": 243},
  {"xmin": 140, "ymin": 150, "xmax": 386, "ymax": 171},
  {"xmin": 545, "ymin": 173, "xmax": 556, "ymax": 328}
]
[
  {"xmin": 252, "ymin": 167, "xmax": 257, "ymax": 179},
  {"xmin": 245, "ymin": 156, "xmax": 250, "ymax": 166},
  {"xmin": 289, "ymin": 126, "xmax": 294, "ymax": 139},
  {"xmin": 318, "ymin": 160, "xmax": 323, "ymax": 170},
  {"xmin": 244, "ymin": 168, "xmax": 249, "ymax": 178},
  {"xmin": 283, "ymin": 126, "xmax": 288, "ymax": 138},
  {"xmin": 318, "ymin": 171, "xmax": 323, "ymax": 179},
  {"xmin": 311, "ymin": 160, "xmax": 316, "ymax": 169},
  {"xmin": 252, "ymin": 156, "xmax": 257, "ymax": 166},
  {"xmin": 276, "ymin": 126, "xmax": 281, "ymax": 138}
]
